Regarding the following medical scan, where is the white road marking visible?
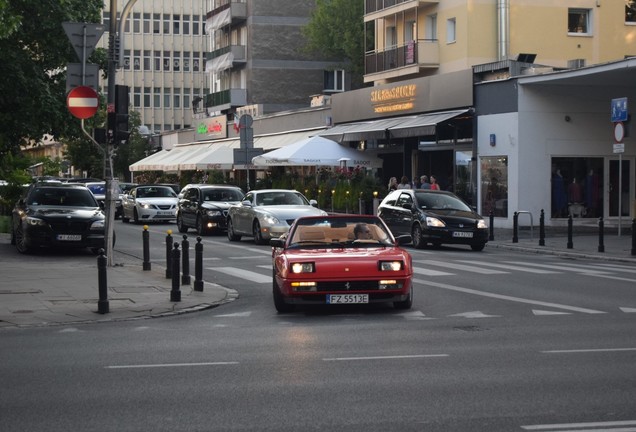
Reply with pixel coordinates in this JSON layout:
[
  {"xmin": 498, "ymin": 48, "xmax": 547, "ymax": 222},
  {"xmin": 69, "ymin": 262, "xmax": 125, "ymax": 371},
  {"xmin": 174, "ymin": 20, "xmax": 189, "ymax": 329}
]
[
  {"xmin": 620, "ymin": 307, "xmax": 636, "ymax": 313},
  {"xmin": 457, "ymin": 260, "xmax": 559, "ymax": 274},
  {"xmin": 400, "ymin": 310, "xmax": 435, "ymax": 320},
  {"xmin": 448, "ymin": 311, "xmax": 500, "ymax": 318},
  {"xmin": 208, "ymin": 267, "xmax": 271, "ymax": 283},
  {"xmin": 323, "ymin": 354, "xmax": 448, "ymax": 362},
  {"xmin": 521, "ymin": 420, "xmax": 636, "ymax": 430},
  {"xmin": 214, "ymin": 312, "xmax": 252, "ymax": 317},
  {"xmin": 413, "ymin": 278, "xmax": 606, "ymax": 314},
  {"xmin": 505, "ymin": 261, "xmax": 613, "ymax": 275},
  {"xmin": 532, "ymin": 309, "xmax": 571, "ymax": 316},
  {"xmin": 105, "ymin": 361, "xmax": 239, "ymax": 369},
  {"xmin": 416, "ymin": 259, "xmax": 508, "ymax": 274},
  {"xmin": 229, "ymin": 255, "xmax": 271, "ymax": 260},
  {"xmin": 413, "ymin": 267, "xmax": 454, "ymax": 276},
  {"xmin": 541, "ymin": 348, "xmax": 636, "ymax": 354}
]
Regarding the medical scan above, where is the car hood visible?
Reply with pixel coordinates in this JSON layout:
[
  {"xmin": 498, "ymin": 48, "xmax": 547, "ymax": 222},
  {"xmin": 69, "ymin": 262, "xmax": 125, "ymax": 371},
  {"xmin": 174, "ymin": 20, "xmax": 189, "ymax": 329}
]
[
  {"xmin": 202, "ymin": 201, "xmax": 239, "ymax": 210},
  {"xmin": 422, "ymin": 209, "xmax": 482, "ymax": 222},
  {"xmin": 280, "ymin": 248, "xmax": 411, "ymax": 276},
  {"xmin": 136, "ymin": 198, "xmax": 178, "ymax": 205},
  {"xmin": 29, "ymin": 207, "xmax": 104, "ymax": 220},
  {"xmin": 257, "ymin": 205, "xmax": 327, "ymax": 219}
]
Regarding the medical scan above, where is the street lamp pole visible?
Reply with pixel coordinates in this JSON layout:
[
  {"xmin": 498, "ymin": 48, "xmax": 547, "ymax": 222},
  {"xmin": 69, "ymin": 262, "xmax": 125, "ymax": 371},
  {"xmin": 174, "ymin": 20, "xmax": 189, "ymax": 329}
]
[{"xmin": 104, "ymin": 0, "xmax": 118, "ymax": 266}]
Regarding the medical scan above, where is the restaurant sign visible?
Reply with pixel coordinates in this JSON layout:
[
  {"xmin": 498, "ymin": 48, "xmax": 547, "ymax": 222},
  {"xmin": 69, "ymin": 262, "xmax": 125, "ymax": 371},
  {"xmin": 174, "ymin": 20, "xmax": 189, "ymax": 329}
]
[{"xmin": 196, "ymin": 115, "xmax": 227, "ymax": 141}]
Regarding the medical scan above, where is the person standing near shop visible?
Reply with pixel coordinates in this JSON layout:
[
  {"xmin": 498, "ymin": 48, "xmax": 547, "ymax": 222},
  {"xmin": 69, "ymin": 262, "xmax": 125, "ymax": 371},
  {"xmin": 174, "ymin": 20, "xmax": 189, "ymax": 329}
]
[
  {"xmin": 430, "ymin": 175, "xmax": 440, "ymax": 190},
  {"xmin": 388, "ymin": 177, "xmax": 398, "ymax": 191},
  {"xmin": 397, "ymin": 176, "xmax": 411, "ymax": 189},
  {"xmin": 420, "ymin": 175, "xmax": 431, "ymax": 189}
]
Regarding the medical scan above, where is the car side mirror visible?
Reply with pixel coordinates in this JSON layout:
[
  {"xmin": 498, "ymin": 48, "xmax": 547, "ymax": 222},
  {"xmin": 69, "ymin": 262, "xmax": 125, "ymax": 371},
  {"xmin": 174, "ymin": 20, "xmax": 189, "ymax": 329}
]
[
  {"xmin": 395, "ymin": 234, "xmax": 412, "ymax": 246},
  {"xmin": 309, "ymin": 199, "xmax": 318, "ymax": 207},
  {"xmin": 270, "ymin": 238, "xmax": 285, "ymax": 248},
  {"xmin": 241, "ymin": 199, "xmax": 252, "ymax": 206}
]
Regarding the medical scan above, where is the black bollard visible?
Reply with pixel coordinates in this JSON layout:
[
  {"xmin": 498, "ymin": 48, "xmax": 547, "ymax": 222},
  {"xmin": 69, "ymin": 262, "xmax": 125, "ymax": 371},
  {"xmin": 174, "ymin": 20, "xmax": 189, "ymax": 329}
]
[
  {"xmin": 539, "ymin": 209, "xmax": 545, "ymax": 246},
  {"xmin": 142, "ymin": 225, "xmax": 151, "ymax": 271},
  {"xmin": 567, "ymin": 215, "xmax": 573, "ymax": 249},
  {"xmin": 171, "ymin": 243, "xmax": 181, "ymax": 302},
  {"xmin": 512, "ymin": 211, "xmax": 518, "ymax": 243},
  {"xmin": 194, "ymin": 237, "xmax": 204, "ymax": 292},
  {"xmin": 631, "ymin": 219, "xmax": 636, "ymax": 256},
  {"xmin": 598, "ymin": 217, "xmax": 605, "ymax": 253},
  {"xmin": 181, "ymin": 235, "xmax": 191, "ymax": 285},
  {"xmin": 488, "ymin": 211, "xmax": 494, "ymax": 241},
  {"xmin": 97, "ymin": 248, "xmax": 109, "ymax": 314},
  {"xmin": 165, "ymin": 230, "xmax": 173, "ymax": 279}
]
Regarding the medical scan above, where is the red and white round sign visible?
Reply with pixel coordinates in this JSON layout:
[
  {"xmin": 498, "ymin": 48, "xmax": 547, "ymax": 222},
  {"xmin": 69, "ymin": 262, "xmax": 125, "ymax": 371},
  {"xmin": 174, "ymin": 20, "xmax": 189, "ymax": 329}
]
[{"xmin": 66, "ymin": 86, "xmax": 99, "ymax": 119}]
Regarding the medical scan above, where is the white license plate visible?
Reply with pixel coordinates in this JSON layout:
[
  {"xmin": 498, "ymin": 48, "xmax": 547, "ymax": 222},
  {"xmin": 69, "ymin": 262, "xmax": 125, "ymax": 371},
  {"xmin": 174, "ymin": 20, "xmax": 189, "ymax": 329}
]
[
  {"xmin": 57, "ymin": 234, "xmax": 82, "ymax": 241},
  {"xmin": 453, "ymin": 231, "xmax": 473, "ymax": 238},
  {"xmin": 156, "ymin": 211, "xmax": 174, "ymax": 216},
  {"xmin": 327, "ymin": 294, "xmax": 369, "ymax": 304}
]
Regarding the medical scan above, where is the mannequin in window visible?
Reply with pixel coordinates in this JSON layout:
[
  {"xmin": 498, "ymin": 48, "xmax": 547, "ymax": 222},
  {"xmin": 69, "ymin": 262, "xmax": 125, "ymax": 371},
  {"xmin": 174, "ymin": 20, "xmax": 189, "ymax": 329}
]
[
  {"xmin": 552, "ymin": 169, "xmax": 567, "ymax": 217},
  {"xmin": 568, "ymin": 177, "xmax": 583, "ymax": 203},
  {"xmin": 585, "ymin": 169, "xmax": 599, "ymax": 217}
]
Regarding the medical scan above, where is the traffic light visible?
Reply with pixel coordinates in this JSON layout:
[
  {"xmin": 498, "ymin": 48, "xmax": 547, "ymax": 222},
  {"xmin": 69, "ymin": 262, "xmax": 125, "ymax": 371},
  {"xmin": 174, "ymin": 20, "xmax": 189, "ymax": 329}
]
[{"xmin": 114, "ymin": 84, "xmax": 130, "ymax": 146}]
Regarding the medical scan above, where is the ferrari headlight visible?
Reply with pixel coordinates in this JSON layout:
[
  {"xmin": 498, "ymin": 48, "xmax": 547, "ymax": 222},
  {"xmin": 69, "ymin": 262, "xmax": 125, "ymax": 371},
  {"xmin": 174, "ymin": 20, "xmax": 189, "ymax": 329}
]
[
  {"xmin": 26, "ymin": 217, "xmax": 46, "ymax": 226},
  {"xmin": 379, "ymin": 261, "xmax": 403, "ymax": 271},
  {"xmin": 425, "ymin": 216, "xmax": 445, "ymax": 228},
  {"xmin": 90, "ymin": 220, "xmax": 105, "ymax": 230},
  {"xmin": 291, "ymin": 262, "xmax": 315, "ymax": 273},
  {"xmin": 477, "ymin": 219, "xmax": 488, "ymax": 229}
]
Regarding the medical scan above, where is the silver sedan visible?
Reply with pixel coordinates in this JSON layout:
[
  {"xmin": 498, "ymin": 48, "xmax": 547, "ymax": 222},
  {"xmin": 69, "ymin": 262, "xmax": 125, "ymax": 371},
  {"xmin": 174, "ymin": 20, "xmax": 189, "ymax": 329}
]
[{"xmin": 226, "ymin": 189, "xmax": 327, "ymax": 244}]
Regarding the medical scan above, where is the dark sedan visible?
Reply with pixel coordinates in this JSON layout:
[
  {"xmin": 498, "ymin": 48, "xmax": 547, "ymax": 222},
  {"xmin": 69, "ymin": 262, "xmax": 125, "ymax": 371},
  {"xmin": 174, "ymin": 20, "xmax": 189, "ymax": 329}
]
[
  {"xmin": 176, "ymin": 184, "xmax": 245, "ymax": 235},
  {"xmin": 378, "ymin": 189, "xmax": 489, "ymax": 251},
  {"xmin": 10, "ymin": 183, "xmax": 108, "ymax": 254}
]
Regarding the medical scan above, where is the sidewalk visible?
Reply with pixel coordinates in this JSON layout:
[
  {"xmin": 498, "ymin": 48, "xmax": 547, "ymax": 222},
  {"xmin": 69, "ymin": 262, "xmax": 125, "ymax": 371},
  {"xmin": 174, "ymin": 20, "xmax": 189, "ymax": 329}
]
[
  {"xmin": 0, "ymin": 233, "xmax": 238, "ymax": 329},
  {"xmin": 1, "ymin": 227, "xmax": 634, "ymax": 329}
]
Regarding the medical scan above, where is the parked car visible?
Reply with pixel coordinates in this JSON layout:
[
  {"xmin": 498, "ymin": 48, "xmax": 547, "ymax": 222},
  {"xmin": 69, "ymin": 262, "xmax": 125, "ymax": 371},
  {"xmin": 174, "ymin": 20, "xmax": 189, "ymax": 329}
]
[
  {"xmin": 154, "ymin": 183, "xmax": 181, "ymax": 195},
  {"xmin": 176, "ymin": 184, "xmax": 245, "ymax": 235},
  {"xmin": 270, "ymin": 214, "xmax": 413, "ymax": 313},
  {"xmin": 10, "ymin": 183, "xmax": 108, "ymax": 254},
  {"xmin": 85, "ymin": 181, "xmax": 123, "ymax": 219},
  {"xmin": 227, "ymin": 189, "xmax": 328, "ymax": 245},
  {"xmin": 121, "ymin": 185, "xmax": 179, "ymax": 224},
  {"xmin": 378, "ymin": 189, "xmax": 489, "ymax": 251},
  {"xmin": 119, "ymin": 182, "xmax": 138, "ymax": 194}
]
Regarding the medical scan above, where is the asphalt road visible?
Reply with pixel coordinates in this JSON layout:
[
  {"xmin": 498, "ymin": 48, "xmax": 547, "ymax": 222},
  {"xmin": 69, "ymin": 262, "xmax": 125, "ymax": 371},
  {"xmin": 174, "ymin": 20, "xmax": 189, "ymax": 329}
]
[{"xmin": 1, "ymin": 220, "xmax": 635, "ymax": 431}]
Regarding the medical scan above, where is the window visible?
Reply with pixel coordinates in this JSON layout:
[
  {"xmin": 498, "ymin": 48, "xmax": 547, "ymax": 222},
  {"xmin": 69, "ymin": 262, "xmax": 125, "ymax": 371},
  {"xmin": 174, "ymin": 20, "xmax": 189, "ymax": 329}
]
[
  {"xmin": 153, "ymin": 87, "xmax": 161, "ymax": 108},
  {"xmin": 193, "ymin": 15, "xmax": 200, "ymax": 35},
  {"xmin": 133, "ymin": 12, "xmax": 140, "ymax": 33},
  {"xmin": 133, "ymin": 50, "xmax": 141, "ymax": 70},
  {"xmin": 173, "ymin": 14, "xmax": 180, "ymax": 35},
  {"xmin": 103, "ymin": 11, "xmax": 110, "ymax": 29},
  {"xmin": 568, "ymin": 9, "xmax": 590, "ymax": 34},
  {"xmin": 183, "ymin": 14, "xmax": 190, "ymax": 35},
  {"xmin": 163, "ymin": 50, "xmax": 171, "ymax": 71},
  {"xmin": 153, "ymin": 13, "xmax": 160, "ymax": 34},
  {"xmin": 133, "ymin": 87, "xmax": 141, "ymax": 108},
  {"xmin": 626, "ymin": 1, "xmax": 636, "ymax": 23},
  {"xmin": 174, "ymin": 92, "xmax": 181, "ymax": 109},
  {"xmin": 163, "ymin": 88, "xmax": 171, "ymax": 109},
  {"xmin": 183, "ymin": 52, "xmax": 191, "ymax": 72},
  {"xmin": 123, "ymin": 49, "xmax": 131, "ymax": 70},
  {"xmin": 480, "ymin": 156, "xmax": 508, "ymax": 217},
  {"xmin": 405, "ymin": 20, "xmax": 416, "ymax": 42},
  {"xmin": 143, "ymin": 50, "xmax": 151, "ymax": 71},
  {"xmin": 324, "ymin": 70, "xmax": 345, "ymax": 92},
  {"xmin": 446, "ymin": 17, "xmax": 456, "ymax": 43},
  {"xmin": 386, "ymin": 26, "xmax": 397, "ymax": 48},
  {"xmin": 154, "ymin": 50, "xmax": 161, "ymax": 71},
  {"xmin": 173, "ymin": 51, "xmax": 181, "ymax": 72},
  {"xmin": 184, "ymin": 88, "xmax": 191, "ymax": 110},
  {"xmin": 193, "ymin": 52, "xmax": 200, "ymax": 71},
  {"xmin": 143, "ymin": 87, "xmax": 151, "ymax": 107},
  {"xmin": 551, "ymin": 157, "xmax": 603, "ymax": 219},
  {"xmin": 143, "ymin": 13, "xmax": 150, "ymax": 33},
  {"xmin": 163, "ymin": 13, "xmax": 170, "ymax": 34},
  {"xmin": 425, "ymin": 14, "xmax": 437, "ymax": 40}
]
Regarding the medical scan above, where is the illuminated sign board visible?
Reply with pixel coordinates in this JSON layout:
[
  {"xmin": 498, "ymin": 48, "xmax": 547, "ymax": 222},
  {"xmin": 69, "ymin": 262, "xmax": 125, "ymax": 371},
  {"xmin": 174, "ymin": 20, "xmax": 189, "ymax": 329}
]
[
  {"xmin": 370, "ymin": 84, "xmax": 416, "ymax": 113},
  {"xmin": 195, "ymin": 115, "xmax": 227, "ymax": 140}
]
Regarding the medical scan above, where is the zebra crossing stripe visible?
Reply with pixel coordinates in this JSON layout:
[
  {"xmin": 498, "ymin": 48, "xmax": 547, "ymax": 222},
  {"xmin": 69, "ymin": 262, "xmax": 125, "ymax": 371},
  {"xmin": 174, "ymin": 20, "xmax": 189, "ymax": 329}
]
[{"xmin": 209, "ymin": 267, "xmax": 271, "ymax": 283}]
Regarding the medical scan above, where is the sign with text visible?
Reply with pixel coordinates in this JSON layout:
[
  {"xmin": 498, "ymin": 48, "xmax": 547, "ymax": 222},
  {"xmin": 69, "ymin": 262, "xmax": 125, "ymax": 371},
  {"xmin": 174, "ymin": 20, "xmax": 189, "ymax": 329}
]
[
  {"xmin": 195, "ymin": 115, "xmax": 227, "ymax": 140},
  {"xmin": 611, "ymin": 97, "xmax": 628, "ymax": 123}
]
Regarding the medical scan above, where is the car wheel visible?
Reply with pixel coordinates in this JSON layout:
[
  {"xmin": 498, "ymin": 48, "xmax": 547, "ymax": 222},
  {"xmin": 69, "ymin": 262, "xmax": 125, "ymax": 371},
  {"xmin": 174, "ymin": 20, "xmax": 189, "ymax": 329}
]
[
  {"xmin": 273, "ymin": 269, "xmax": 294, "ymax": 313},
  {"xmin": 471, "ymin": 243, "xmax": 486, "ymax": 251},
  {"xmin": 121, "ymin": 213, "xmax": 129, "ymax": 223},
  {"xmin": 133, "ymin": 208, "xmax": 140, "ymax": 224},
  {"xmin": 394, "ymin": 287, "xmax": 413, "ymax": 310},
  {"xmin": 253, "ymin": 220, "xmax": 266, "ymax": 245},
  {"xmin": 176, "ymin": 214, "xmax": 188, "ymax": 233},
  {"xmin": 14, "ymin": 225, "xmax": 32, "ymax": 254},
  {"xmin": 196, "ymin": 215, "xmax": 206, "ymax": 236},
  {"xmin": 10, "ymin": 225, "xmax": 16, "ymax": 245},
  {"xmin": 227, "ymin": 218, "xmax": 241, "ymax": 241},
  {"xmin": 411, "ymin": 224, "xmax": 426, "ymax": 249}
]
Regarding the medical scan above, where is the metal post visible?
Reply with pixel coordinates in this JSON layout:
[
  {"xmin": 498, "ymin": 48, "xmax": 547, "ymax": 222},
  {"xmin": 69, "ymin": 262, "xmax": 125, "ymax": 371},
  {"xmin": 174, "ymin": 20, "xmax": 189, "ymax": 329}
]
[
  {"xmin": 567, "ymin": 215, "xmax": 573, "ymax": 249},
  {"xmin": 142, "ymin": 225, "xmax": 151, "ymax": 271},
  {"xmin": 512, "ymin": 211, "xmax": 518, "ymax": 243},
  {"xmin": 170, "ymin": 243, "xmax": 181, "ymax": 302},
  {"xmin": 181, "ymin": 235, "xmax": 191, "ymax": 285},
  {"xmin": 194, "ymin": 237, "xmax": 204, "ymax": 291},
  {"xmin": 165, "ymin": 230, "xmax": 173, "ymax": 279},
  {"xmin": 631, "ymin": 218, "xmax": 636, "ymax": 256},
  {"xmin": 97, "ymin": 249, "xmax": 109, "ymax": 314},
  {"xmin": 539, "ymin": 209, "xmax": 545, "ymax": 246},
  {"xmin": 488, "ymin": 211, "xmax": 494, "ymax": 241},
  {"xmin": 598, "ymin": 216, "xmax": 605, "ymax": 253}
]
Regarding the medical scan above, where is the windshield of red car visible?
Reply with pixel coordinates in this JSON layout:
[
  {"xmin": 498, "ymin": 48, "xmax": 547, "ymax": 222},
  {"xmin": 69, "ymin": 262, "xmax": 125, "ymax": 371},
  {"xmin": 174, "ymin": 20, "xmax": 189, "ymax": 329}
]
[{"xmin": 287, "ymin": 218, "xmax": 393, "ymax": 248}]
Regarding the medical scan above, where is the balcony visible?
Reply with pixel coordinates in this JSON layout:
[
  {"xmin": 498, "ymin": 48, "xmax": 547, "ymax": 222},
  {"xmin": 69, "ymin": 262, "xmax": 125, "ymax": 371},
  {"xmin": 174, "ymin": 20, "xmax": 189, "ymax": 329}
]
[
  {"xmin": 206, "ymin": 1, "xmax": 247, "ymax": 33},
  {"xmin": 205, "ymin": 45, "xmax": 246, "ymax": 74},
  {"xmin": 205, "ymin": 88, "xmax": 247, "ymax": 113},
  {"xmin": 365, "ymin": 0, "xmax": 438, "ymax": 20},
  {"xmin": 364, "ymin": 39, "xmax": 439, "ymax": 82}
]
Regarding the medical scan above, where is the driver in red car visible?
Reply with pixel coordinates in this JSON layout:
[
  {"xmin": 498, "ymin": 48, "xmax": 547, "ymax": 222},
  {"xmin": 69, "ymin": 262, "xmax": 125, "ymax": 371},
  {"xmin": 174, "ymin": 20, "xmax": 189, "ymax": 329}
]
[{"xmin": 353, "ymin": 223, "xmax": 373, "ymax": 240}]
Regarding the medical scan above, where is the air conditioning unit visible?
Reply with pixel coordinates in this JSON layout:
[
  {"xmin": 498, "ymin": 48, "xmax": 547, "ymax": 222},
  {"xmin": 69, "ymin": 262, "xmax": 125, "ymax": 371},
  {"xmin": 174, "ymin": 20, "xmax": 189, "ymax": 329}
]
[{"xmin": 568, "ymin": 59, "xmax": 586, "ymax": 69}]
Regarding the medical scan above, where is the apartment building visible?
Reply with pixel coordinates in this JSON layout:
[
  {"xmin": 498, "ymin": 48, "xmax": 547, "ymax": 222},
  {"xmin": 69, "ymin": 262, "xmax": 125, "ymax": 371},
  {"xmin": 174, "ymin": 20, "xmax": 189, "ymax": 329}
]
[{"xmin": 318, "ymin": 0, "xmax": 636, "ymax": 225}]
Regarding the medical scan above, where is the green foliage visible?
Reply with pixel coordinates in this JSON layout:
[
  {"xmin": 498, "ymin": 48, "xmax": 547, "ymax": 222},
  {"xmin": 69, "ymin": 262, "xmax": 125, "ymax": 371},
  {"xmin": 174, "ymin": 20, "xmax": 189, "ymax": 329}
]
[{"xmin": 303, "ymin": 0, "xmax": 365, "ymax": 88}]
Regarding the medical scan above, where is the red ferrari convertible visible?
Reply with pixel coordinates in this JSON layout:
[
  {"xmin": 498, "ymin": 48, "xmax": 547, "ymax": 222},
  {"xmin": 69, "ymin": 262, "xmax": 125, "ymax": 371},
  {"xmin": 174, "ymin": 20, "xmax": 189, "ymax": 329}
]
[{"xmin": 270, "ymin": 215, "xmax": 413, "ymax": 313}]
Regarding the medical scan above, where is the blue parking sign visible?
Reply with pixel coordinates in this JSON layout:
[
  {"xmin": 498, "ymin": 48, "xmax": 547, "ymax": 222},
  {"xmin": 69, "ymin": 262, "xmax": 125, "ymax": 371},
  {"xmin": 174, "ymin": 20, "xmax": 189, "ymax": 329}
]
[{"xmin": 611, "ymin": 97, "xmax": 628, "ymax": 123}]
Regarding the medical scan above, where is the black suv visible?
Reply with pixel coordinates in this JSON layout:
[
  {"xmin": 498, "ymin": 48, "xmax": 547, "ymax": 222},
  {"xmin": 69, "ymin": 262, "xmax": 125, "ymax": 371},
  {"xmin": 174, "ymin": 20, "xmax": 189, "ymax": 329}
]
[
  {"xmin": 11, "ymin": 183, "xmax": 108, "ymax": 254},
  {"xmin": 176, "ymin": 184, "xmax": 244, "ymax": 235}
]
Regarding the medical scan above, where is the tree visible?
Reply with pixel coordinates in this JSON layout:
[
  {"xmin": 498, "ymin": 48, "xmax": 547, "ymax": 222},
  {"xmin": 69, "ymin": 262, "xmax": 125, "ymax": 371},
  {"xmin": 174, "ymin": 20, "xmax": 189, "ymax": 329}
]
[
  {"xmin": 303, "ymin": 0, "xmax": 366, "ymax": 88},
  {"xmin": 0, "ymin": 0, "xmax": 103, "ymax": 160}
]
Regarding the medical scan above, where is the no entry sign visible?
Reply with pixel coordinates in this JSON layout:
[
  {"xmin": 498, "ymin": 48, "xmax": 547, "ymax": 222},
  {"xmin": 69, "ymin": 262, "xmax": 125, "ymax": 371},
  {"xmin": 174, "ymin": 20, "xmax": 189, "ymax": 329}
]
[{"xmin": 67, "ymin": 86, "xmax": 99, "ymax": 119}]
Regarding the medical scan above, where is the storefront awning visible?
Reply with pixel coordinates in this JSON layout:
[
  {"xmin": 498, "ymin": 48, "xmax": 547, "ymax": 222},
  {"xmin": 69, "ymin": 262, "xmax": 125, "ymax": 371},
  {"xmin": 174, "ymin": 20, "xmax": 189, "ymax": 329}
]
[
  {"xmin": 179, "ymin": 144, "xmax": 236, "ymax": 171},
  {"xmin": 162, "ymin": 145, "xmax": 214, "ymax": 173},
  {"xmin": 254, "ymin": 128, "xmax": 326, "ymax": 150},
  {"xmin": 319, "ymin": 109, "xmax": 470, "ymax": 142},
  {"xmin": 129, "ymin": 150, "xmax": 175, "ymax": 172}
]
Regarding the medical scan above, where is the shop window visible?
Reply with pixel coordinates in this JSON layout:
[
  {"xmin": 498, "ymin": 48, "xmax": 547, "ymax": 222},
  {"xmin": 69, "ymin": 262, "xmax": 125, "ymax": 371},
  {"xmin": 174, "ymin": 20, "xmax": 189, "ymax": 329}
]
[
  {"xmin": 481, "ymin": 156, "xmax": 508, "ymax": 217},
  {"xmin": 551, "ymin": 157, "xmax": 603, "ymax": 218}
]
